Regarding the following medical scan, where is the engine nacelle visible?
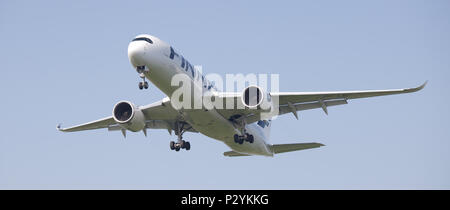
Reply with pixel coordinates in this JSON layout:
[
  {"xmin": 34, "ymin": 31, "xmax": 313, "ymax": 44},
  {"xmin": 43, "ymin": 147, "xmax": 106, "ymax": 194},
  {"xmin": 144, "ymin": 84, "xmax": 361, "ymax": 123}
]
[
  {"xmin": 241, "ymin": 86, "xmax": 265, "ymax": 109},
  {"xmin": 241, "ymin": 86, "xmax": 276, "ymax": 120},
  {"xmin": 112, "ymin": 101, "xmax": 145, "ymax": 132}
]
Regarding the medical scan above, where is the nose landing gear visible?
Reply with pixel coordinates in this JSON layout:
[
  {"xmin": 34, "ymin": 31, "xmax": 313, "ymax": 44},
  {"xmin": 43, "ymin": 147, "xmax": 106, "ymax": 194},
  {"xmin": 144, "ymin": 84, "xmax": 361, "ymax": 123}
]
[
  {"xmin": 138, "ymin": 81, "xmax": 148, "ymax": 90},
  {"xmin": 136, "ymin": 66, "xmax": 149, "ymax": 90}
]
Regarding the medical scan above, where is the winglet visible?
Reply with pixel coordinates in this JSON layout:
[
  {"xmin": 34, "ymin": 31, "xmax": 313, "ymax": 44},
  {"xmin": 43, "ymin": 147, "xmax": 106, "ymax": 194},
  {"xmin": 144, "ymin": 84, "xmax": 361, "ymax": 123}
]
[
  {"xmin": 56, "ymin": 124, "xmax": 63, "ymax": 131},
  {"xmin": 406, "ymin": 81, "xmax": 427, "ymax": 93},
  {"xmin": 417, "ymin": 80, "xmax": 428, "ymax": 91}
]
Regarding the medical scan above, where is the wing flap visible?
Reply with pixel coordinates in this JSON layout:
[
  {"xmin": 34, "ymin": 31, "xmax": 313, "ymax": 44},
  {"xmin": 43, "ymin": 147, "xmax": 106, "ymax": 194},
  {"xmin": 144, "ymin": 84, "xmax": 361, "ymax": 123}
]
[{"xmin": 279, "ymin": 99, "xmax": 348, "ymax": 116}]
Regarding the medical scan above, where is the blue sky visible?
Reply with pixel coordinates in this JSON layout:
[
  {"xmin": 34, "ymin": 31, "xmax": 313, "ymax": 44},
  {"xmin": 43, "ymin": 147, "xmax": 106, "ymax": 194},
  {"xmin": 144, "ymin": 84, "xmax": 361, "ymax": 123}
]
[{"xmin": 0, "ymin": 0, "xmax": 449, "ymax": 189}]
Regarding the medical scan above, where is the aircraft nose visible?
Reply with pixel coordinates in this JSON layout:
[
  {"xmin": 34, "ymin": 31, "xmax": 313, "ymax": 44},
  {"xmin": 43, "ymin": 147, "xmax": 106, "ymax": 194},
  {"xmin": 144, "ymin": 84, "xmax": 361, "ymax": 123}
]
[{"xmin": 128, "ymin": 41, "xmax": 147, "ymax": 67}]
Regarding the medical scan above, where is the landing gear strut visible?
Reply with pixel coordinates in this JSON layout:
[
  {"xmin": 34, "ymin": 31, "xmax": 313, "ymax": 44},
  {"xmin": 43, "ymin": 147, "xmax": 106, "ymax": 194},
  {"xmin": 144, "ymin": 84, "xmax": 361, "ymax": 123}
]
[
  {"xmin": 231, "ymin": 117, "xmax": 254, "ymax": 144},
  {"xmin": 169, "ymin": 122, "xmax": 191, "ymax": 152},
  {"xmin": 137, "ymin": 66, "xmax": 149, "ymax": 90}
]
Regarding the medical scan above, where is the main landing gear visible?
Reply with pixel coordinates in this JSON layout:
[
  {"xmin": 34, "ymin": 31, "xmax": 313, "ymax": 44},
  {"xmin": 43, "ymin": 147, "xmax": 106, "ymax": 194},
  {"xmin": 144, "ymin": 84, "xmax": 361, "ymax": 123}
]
[
  {"xmin": 233, "ymin": 133, "xmax": 254, "ymax": 145},
  {"xmin": 170, "ymin": 122, "xmax": 191, "ymax": 152},
  {"xmin": 231, "ymin": 117, "xmax": 254, "ymax": 145},
  {"xmin": 137, "ymin": 66, "xmax": 149, "ymax": 90},
  {"xmin": 170, "ymin": 140, "xmax": 190, "ymax": 151}
]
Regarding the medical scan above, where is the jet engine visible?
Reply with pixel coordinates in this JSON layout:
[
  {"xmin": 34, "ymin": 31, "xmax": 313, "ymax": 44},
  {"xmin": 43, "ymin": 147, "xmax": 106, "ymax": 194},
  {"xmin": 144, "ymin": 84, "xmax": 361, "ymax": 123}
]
[
  {"xmin": 112, "ymin": 101, "xmax": 145, "ymax": 132},
  {"xmin": 241, "ymin": 86, "xmax": 264, "ymax": 109}
]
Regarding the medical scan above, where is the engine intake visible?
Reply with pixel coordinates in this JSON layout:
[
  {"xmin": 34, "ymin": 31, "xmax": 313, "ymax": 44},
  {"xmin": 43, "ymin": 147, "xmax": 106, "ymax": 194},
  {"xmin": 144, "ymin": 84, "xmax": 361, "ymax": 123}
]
[
  {"xmin": 242, "ymin": 86, "xmax": 264, "ymax": 108},
  {"xmin": 112, "ymin": 101, "xmax": 145, "ymax": 132}
]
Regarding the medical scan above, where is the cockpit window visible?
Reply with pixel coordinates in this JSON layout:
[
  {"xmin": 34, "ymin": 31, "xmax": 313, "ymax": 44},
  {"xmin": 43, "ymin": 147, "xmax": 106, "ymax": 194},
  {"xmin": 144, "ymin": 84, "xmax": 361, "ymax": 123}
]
[{"xmin": 132, "ymin": 37, "xmax": 153, "ymax": 44}]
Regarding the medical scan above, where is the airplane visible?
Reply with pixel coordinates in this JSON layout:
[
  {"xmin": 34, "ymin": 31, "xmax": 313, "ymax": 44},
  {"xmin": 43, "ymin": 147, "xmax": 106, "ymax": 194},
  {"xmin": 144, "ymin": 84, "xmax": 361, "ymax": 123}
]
[{"xmin": 57, "ymin": 34, "xmax": 426, "ymax": 157}]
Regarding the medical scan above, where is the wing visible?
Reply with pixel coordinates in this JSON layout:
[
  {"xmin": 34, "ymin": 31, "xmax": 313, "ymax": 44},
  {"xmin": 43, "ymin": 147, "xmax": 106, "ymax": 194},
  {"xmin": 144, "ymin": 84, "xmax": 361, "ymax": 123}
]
[
  {"xmin": 274, "ymin": 81, "xmax": 427, "ymax": 107},
  {"xmin": 217, "ymin": 81, "xmax": 426, "ymax": 123},
  {"xmin": 57, "ymin": 97, "xmax": 194, "ymax": 134},
  {"xmin": 57, "ymin": 116, "xmax": 115, "ymax": 132}
]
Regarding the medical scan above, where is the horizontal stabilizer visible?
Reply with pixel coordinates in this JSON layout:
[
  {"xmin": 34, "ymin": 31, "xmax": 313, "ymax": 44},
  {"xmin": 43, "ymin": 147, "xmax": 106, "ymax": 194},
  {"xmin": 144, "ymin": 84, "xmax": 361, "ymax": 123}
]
[
  {"xmin": 270, "ymin": 142, "xmax": 324, "ymax": 154},
  {"xmin": 223, "ymin": 151, "xmax": 250, "ymax": 157},
  {"xmin": 223, "ymin": 142, "xmax": 324, "ymax": 157}
]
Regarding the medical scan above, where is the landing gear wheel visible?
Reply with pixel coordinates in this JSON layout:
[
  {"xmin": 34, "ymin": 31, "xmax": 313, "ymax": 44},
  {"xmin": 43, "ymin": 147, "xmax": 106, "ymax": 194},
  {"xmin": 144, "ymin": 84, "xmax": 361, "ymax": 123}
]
[
  {"xmin": 234, "ymin": 134, "xmax": 239, "ymax": 143},
  {"xmin": 180, "ymin": 140, "xmax": 186, "ymax": 149},
  {"xmin": 185, "ymin": 141, "xmax": 191, "ymax": 150},
  {"xmin": 170, "ymin": 141, "xmax": 175, "ymax": 150},
  {"xmin": 247, "ymin": 135, "xmax": 254, "ymax": 143},
  {"xmin": 238, "ymin": 138, "xmax": 244, "ymax": 144},
  {"xmin": 138, "ymin": 82, "xmax": 144, "ymax": 90},
  {"xmin": 175, "ymin": 146, "xmax": 180, "ymax": 152},
  {"xmin": 144, "ymin": 81, "xmax": 149, "ymax": 89}
]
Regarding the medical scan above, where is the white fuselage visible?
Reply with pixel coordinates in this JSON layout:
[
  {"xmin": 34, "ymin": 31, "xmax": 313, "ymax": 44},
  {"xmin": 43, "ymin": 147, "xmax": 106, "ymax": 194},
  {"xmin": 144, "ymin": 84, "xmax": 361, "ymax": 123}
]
[{"xmin": 127, "ymin": 34, "xmax": 273, "ymax": 156}]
